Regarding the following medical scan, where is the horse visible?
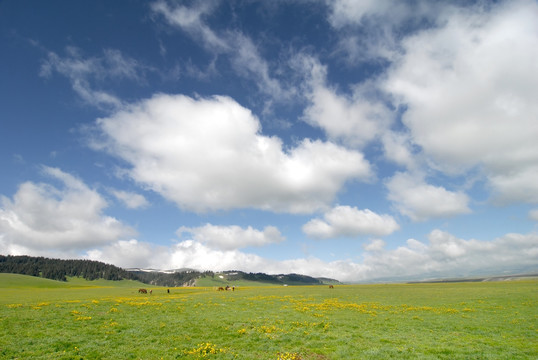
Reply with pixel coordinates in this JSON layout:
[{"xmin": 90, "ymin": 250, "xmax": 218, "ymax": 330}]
[
  {"xmin": 329, "ymin": 285, "xmax": 334, "ymax": 289},
  {"xmin": 218, "ymin": 287, "xmax": 225, "ymax": 291},
  {"xmin": 138, "ymin": 288, "xmax": 148, "ymax": 294}
]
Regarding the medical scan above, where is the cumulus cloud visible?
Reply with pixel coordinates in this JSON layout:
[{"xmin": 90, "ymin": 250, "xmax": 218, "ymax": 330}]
[
  {"xmin": 386, "ymin": 172, "xmax": 471, "ymax": 222},
  {"xmin": 303, "ymin": 206, "xmax": 399, "ymax": 239},
  {"xmin": 326, "ymin": 0, "xmax": 538, "ymax": 205},
  {"xmin": 363, "ymin": 238, "xmax": 385, "ymax": 252},
  {"xmin": 168, "ymin": 240, "xmax": 266, "ymax": 272},
  {"xmin": 358, "ymin": 230, "xmax": 538, "ymax": 281},
  {"xmin": 110, "ymin": 189, "xmax": 149, "ymax": 209},
  {"xmin": 85, "ymin": 229, "xmax": 538, "ymax": 282},
  {"xmin": 89, "ymin": 238, "xmax": 365, "ymax": 280},
  {"xmin": 85, "ymin": 239, "xmax": 162, "ymax": 269},
  {"xmin": 0, "ymin": 167, "xmax": 135, "ymax": 256},
  {"xmin": 381, "ymin": 131, "xmax": 418, "ymax": 170},
  {"xmin": 89, "ymin": 238, "xmax": 272, "ymax": 273},
  {"xmin": 297, "ymin": 55, "xmax": 391, "ymax": 147},
  {"xmin": 177, "ymin": 224, "xmax": 284, "ymax": 250},
  {"xmin": 382, "ymin": 0, "xmax": 538, "ymax": 202},
  {"xmin": 303, "ymin": 82, "xmax": 390, "ymax": 148},
  {"xmin": 488, "ymin": 166, "xmax": 538, "ymax": 205},
  {"xmin": 92, "ymin": 94, "xmax": 371, "ymax": 213}
]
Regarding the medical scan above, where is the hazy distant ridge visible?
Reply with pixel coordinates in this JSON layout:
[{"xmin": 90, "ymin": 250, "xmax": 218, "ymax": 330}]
[{"xmin": 0, "ymin": 255, "xmax": 339, "ymax": 286}]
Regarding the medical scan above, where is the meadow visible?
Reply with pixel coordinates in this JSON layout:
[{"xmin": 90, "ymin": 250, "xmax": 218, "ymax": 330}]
[{"xmin": 0, "ymin": 274, "xmax": 536, "ymax": 359}]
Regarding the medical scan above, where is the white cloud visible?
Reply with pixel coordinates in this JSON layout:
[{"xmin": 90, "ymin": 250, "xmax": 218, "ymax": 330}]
[
  {"xmin": 529, "ymin": 209, "xmax": 538, "ymax": 221},
  {"xmin": 151, "ymin": 1, "xmax": 287, "ymax": 102},
  {"xmin": 363, "ymin": 238, "xmax": 385, "ymax": 252},
  {"xmin": 151, "ymin": 1, "xmax": 229, "ymax": 53},
  {"xmin": 386, "ymin": 172, "xmax": 471, "ymax": 222},
  {"xmin": 303, "ymin": 206, "xmax": 399, "ymax": 239},
  {"xmin": 383, "ymin": 0, "xmax": 538, "ymax": 203},
  {"xmin": 110, "ymin": 189, "xmax": 149, "ymax": 209},
  {"xmin": 326, "ymin": 0, "xmax": 538, "ymax": 205},
  {"xmin": 0, "ymin": 167, "xmax": 135, "ymax": 256},
  {"xmin": 86, "ymin": 238, "xmax": 264, "ymax": 271},
  {"xmin": 488, "ymin": 166, "xmax": 538, "ymax": 205},
  {"xmin": 354, "ymin": 230, "xmax": 538, "ymax": 281},
  {"xmin": 40, "ymin": 47, "xmax": 150, "ymax": 109},
  {"xmin": 85, "ymin": 229, "xmax": 538, "ymax": 282},
  {"xmin": 328, "ymin": 0, "xmax": 426, "ymax": 28},
  {"xmin": 230, "ymin": 33, "xmax": 287, "ymax": 100},
  {"xmin": 93, "ymin": 94, "xmax": 371, "ymax": 213},
  {"xmin": 297, "ymin": 55, "xmax": 391, "ymax": 147},
  {"xmin": 303, "ymin": 82, "xmax": 390, "ymax": 147},
  {"xmin": 327, "ymin": 0, "xmax": 442, "ymax": 63},
  {"xmin": 167, "ymin": 240, "xmax": 269, "ymax": 272},
  {"xmin": 88, "ymin": 237, "xmax": 362, "ymax": 280},
  {"xmin": 381, "ymin": 131, "xmax": 418, "ymax": 170},
  {"xmin": 177, "ymin": 224, "xmax": 284, "ymax": 250},
  {"xmin": 86, "ymin": 239, "xmax": 162, "ymax": 269}
]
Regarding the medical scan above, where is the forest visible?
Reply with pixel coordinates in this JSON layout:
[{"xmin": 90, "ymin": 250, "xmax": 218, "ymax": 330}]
[
  {"xmin": 0, "ymin": 255, "xmax": 335, "ymax": 287},
  {"xmin": 0, "ymin": 255, "xmax": 199, "ymax": 286}
]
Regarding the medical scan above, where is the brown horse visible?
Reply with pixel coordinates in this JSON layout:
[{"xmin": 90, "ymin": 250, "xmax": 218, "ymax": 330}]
[
  {"xmin": 218, "ymin": 287, "xmax": 225, "ymax": 291},
  {"xmin": 329, "ymin": 285, "xmax": 334, "ymax": 289},
  {"xmin": 138, "ymin": 288, "xmax": 148, "ymax": 294}
]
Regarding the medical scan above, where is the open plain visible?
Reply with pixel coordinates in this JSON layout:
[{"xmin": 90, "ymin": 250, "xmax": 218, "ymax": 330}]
[{"xmin": 0, "ymin": 274, "xmax": 536, "ymax": 359}]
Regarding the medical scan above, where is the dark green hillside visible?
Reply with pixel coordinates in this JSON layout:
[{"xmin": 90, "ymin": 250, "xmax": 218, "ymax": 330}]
[
  {"xmin": 206, "ymin": 270, "xmax": 341, "ymax": 286},
  {"xmin": 0, "ymin": 255, "xmax": 135, "ymax": 282},
  {"xmin": 0, "ymin": 273, "xmax": 72, "ymax": 288},
  {"xmin": 0, "ymin": 255, "xmax": 341, "ymax": 287}
]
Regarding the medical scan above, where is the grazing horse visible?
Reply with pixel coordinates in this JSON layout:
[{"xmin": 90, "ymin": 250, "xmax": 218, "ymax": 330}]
[
  {"xmin": 329, "ymin": 285, "xmax": 334, "ymax": 289},
  {"xmin": 138, "ymin": 288, "xmax": 148, "ymax": 294},
  {"xmin": 218, "ymin": 287, "xmax": 225, "ymax": 291}
]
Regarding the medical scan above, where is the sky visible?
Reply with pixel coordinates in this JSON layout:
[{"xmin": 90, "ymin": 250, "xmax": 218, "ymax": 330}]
[{"xmin": 1, "ymin": 0, "xmax": 537, "ymax": 282}]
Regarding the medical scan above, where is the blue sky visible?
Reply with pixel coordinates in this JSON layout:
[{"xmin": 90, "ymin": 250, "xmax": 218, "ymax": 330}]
[{"xmin": 1, "ymin": 0, "xmax": 537, "ymax": 282}]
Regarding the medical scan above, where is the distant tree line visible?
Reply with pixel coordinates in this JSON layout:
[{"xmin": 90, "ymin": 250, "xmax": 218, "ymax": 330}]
[
  {"xmin": 228, "ymin": 271, "xmax": 324, "ymax": 285},
  {"xmin": 0, "ymin": 255, "xmax": 337, "ymax": 286},
  {"xmin": 0, "ymin": 255, "xmax": 137, "ymax": 282},
  {"xmin": 131, "ymin": 270, "xmax": 203, "ymax": 287},
  {"xmin": 0, "ymin": 255, "xmax": 204, "ymax": 286}
]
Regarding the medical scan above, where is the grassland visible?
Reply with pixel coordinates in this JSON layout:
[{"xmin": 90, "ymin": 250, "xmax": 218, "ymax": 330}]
[{"xmin": 0, "ymin": 274, "xmax": 536, "ymax": 359}]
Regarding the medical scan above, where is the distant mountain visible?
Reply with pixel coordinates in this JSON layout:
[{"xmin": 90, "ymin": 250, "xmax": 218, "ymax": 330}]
[
  {"xmin": 407, "ymin": 273, "xmax": 538, "ymax": 284},
  {"xmin": 206, "ymin": 270, "xmax": 341, "ymax": 286},
  {"xmin": 125, "ymin": 267, "xmax": 198, "ymax": 274},
  {"xmin": 0, "ymin": 255, "xmax": 340, "ymax": 287},
  {"xmin": 126, "ymin": 268, "xmax": 341, "ymax": 286}
]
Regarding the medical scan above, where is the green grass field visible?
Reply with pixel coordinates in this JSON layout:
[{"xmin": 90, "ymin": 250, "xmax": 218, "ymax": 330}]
[{"xmin": 0, "ymin": 274, "xmax": 536, "ymax": 359}]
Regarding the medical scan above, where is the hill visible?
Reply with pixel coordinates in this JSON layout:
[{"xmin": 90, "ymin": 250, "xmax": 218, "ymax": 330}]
[
  {"xmin": 126, "ymin": 269, "xmax": 341, "ymax": 287},
  {"xmin": 0, "ymin": 255, "xmax": 341, "ymax": 287},
  {"xmin": 0, "ymin": 273, "xmax": 72, "ymax": 288},
  {"xmin": 0, "ymin": 255, "xmax": 135, "ymax": 282},
  {"xmin": 187, "ymin": 270, "xmax": 340, "ymax": 286}
]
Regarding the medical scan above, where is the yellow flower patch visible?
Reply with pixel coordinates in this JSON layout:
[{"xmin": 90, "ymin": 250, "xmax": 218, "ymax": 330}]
[{"xmin": 183, "ymin": 342, "xmax": 226, "ymax": 357}]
